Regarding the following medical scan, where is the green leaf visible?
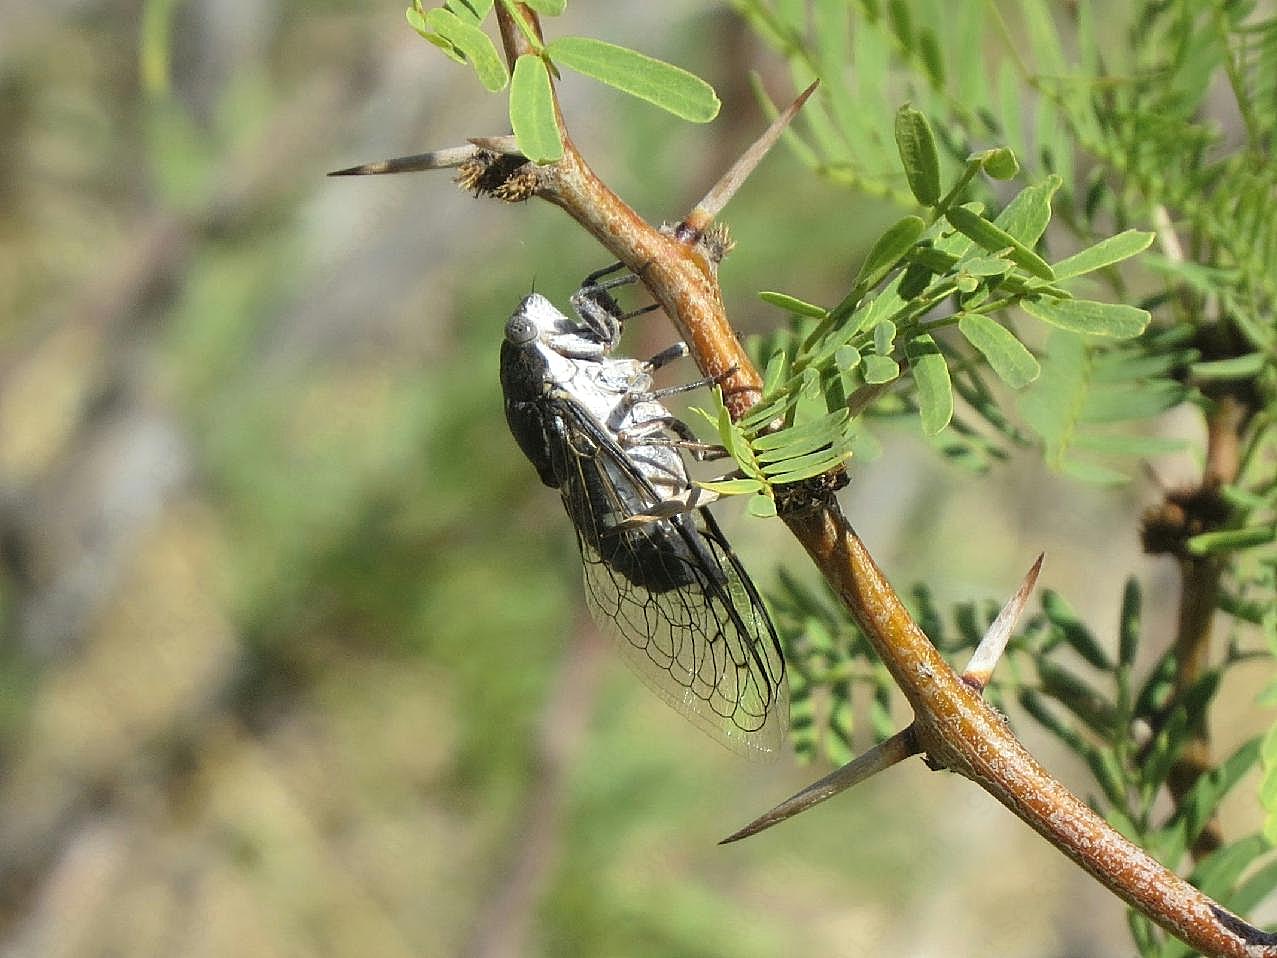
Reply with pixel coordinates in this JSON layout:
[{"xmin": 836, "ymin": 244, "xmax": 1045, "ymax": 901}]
[
  {"xmin": 908, "ymin": 245, "xmax": 959, "ymax": 273},
  {"xmin": 760, "ymin": 291, "xmax": 827, "ymax": 318},
  {"xmin": 509, "ymin": 54, "xmax": 562, "ymax": 163},
  {"xmin": 1232, "ymin": 857, "xmax": 1277, "ymax": 917},
  {"xmin": 1051, "ymin": 230, "xmax": 1155, "ymax": 281},
  {"xmin": 766, "ymin": 444, "xmax": 851, "ymax": 483},
  {"xmin": 1084, "ymin": 745, "xmax": 1131, "ymax": 808},
  {"xmin": 945, "ymin": 205, "xmax": 1055, "ymax": 280},
  {"xmin": 752, "ymin": 408, "xmax": 850, "ymax": 453},
  {"xmin": 748, "ymin": 493, "xmax": 778, "ymax": 518},
  {"xmin": 1173, "ymin": 739, "xmax": 1261, "ymax": 849},
  {"xmin": 980, "ymin": 146, "xmax": 1019, "ymax": 179},
  {"xmin": 1059, "ymin": 459, "xmax": 1130, "ymax": 485},
  {"xmin": 835, "ymin": 345, "xmax": 861, "ymax": 371},
  {"xmin": 521, "ymin": 0, "xmax": 566, "ymax": 13},
  {"xmin": 961, "ymin": 255, "xmax": 1012, "ymax": 276},
  {"xmin": 761, "ymin": 351, "xmax": 788, "ymax": 396},
  {"xmin": 408, "ymin": 7, "xmax": 465, "ymax": 62},
  {"xmin": 1021, "ymin": 297, "xmax": 1150, "ymax": 339},
  {"xmin": 906, "ymin": 334, "xmax": 952, "ymax": 435},
  {"xmin": 862, "ymin": 354, "xmax": 900, "ymax": 384},
  {"xmin": 1118, "ymin": 577, "xmax": 1140, "ymax": 670},
  {"xmin": 708, "ymin": 392, "xmax": 761, "ymax": 479},
  {"xmin": 1191, "ymin": 353, "xmax": 1268, "ymax": 381},
  {"xmin": 1190, "ymin": 835, "xmax": 1269, "ymax": 901},
  {"xmin": 958, "ymin": 314, "xmax": 1040, "ymax": 388},
  {"xmin": 916, "ymin": 26, "xmax": 945, "ymax": 85},
  {"xmin": 1043, "ymin": 590, "xmax": 1112, "ymax": 670},
  {"xmin": 445, "ymin": 0, "xmax": 494, "ymax": 25},
  {"xmin": 888, "ymin": 0, "xmax": 913, "ymax": 45},
  {"xmin": 697, "ymin": 477, "xmax": 766, "ymax": 496},
  {"xmin": 1078, "ymin": 382, "xmax": 1186, "ymax": 423},
  {"xmin": 1187, "ymin": 524, "xmax": 1277, "ymax": 556},
  {"xmin": 1037, "ymin": 658, "xmax": 1118, "ymax": 739},
  {"xmin": 1069, "ymin": 432, "xmax": 1186, "ymax": 456},
  {"xmin": 425, "ymin": 8, "xmax": 508, "ymax": 90},
  {"xmin": 873, "ymin": 319, "xmax": 896, "ymax": 355},
  {"xmin": 993, "ymin": 175, "xmax": 1060, "ymax": 247},
  {"xmin": 546, "ymin": 36, "xmax": 720, "ymax": 122},
  {"xmin": 851, "ymin": 215, "xmax": 926, "ymax": 295},
  {"xmin": 894, "ymin": 106, "xmax": 941, "ymax": 206},
  {"xmin": 1142, "ymin": 708, "xmax": 1190, "ymax": 792}
]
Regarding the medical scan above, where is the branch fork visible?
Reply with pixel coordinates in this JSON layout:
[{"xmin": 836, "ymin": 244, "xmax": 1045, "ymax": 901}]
[{"xmin": 331, "ymin": 8, "xmax": 1277, "ymax": 956}]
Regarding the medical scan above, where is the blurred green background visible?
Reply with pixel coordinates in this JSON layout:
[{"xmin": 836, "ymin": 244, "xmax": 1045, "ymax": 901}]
[{"xmin": 0, "ymin": 2, "xmax": 1268, "ymax": 955}]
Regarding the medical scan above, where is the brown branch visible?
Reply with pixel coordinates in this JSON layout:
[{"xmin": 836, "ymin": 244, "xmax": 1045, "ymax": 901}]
[
  {"xmin": 1166, "ymin": 392, "xmax": 1251, "ymax": 858},
  {"xmin": 341, "ymin": 11, "xmax": 1277, "ymax": 957}
]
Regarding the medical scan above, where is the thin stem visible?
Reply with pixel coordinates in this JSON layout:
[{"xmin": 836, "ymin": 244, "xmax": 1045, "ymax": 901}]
[{"xmin": 1166, "ymin": 393, "xmax": 1251, "ymax": 859}]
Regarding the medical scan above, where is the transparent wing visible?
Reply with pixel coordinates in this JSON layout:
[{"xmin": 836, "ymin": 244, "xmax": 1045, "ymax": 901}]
[{"xmin": 551, "ymin": 402, "xmax": 788, "ymax": 757}]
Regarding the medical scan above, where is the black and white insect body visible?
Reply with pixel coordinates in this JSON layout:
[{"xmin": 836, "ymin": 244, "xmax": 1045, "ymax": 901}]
[{"xmin": 500, "ymin": 273, "xmax": 788, "ymax": 756}]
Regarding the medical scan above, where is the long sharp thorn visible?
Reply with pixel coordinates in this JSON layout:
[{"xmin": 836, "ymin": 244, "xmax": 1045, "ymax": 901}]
[
  {"xmin": 327, "ymin": 144, "xmax": 488, "ymax": 176},
  {"xmin": 467, "ymin": 135, "xmax": 523, "ymax": 155},
  {"xmin": 962, "ymin": 553, "xmax": 1045, "ymax": 692},
  {"xmin": 720, "ymin": 726, "xmax": 919, "ymax": 844},
  {"xmin": 680, "ymin": 80, "xmax": 820, "ymax": 236}
]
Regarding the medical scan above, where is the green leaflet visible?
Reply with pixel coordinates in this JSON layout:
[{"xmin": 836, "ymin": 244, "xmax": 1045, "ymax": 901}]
[
  {"xmin": 850, "ymin": 215, "xmax": 926, "ymax": 299},
  {"xmin": 509, "ymin": 54, "xmax": 562, "ymax": 163},
  {"xmin": 1166, "ymin": 738, "xmax": 1261, "ymax": 855},
  {"xmin": 994, "ymin": 175, "xmax": 1061, "ymax": 247},
  {"xmin": 1021, "ymin": 297, "xmax": 1149, "ymax": 339},
  {"xmin": 1190, "ymin": 835, "xmax": 1270, "ymax": 902},
  {"xmin": 761, "ymin": 350, "xmax": 788, "ymax": 397},
  {"xmin": 1051, "ymin": 229, "xmax": 1155, "ymax": 281},
  {"xmin": 893, "ymin": 106, "xmax": 941, "ymax": 205},
  {"xmin": 945, "ymin": 205, "xmax": 1054, "ymax": 280},
  {"xmin": 424, "ymin": 8, "xmax": 508, "ymax": 90},
  {"xmin": 764, "ymin": 440, "xmax": 852, "ymax": 484},
  {"xmin": 697, "ymin": 477, "xmax": 767, "ymax": 496},
  {"xmin": 905, "ymin": 334, "xmax": 952, "ymax": 435},
  {"xmin": 873, "ymin": 319, "xmax": 896, "ymax": 355},
  {"xmin": 958, "ymin": 313, "xmax": 1040, "ymax": 388},
  {"xmin": 759, "ymin": 291, "xmax": 827, "ymax": 318},
  {"xmin": 752, "ymin": 408, "xmax": 850, "ymax": 455},
  {"xmin": 520, "ymin": 0, "xmax": 566, "ymax": 13},
  {"xmin": 1187, "ymin": 524, "xmax": 1277, "ymax": 557},
  {"xmin": 1043, "ymin": 589, "xmax": 1112, "ymax": 670},
  {"xmin": 547, "ymin": 36, "xmax": 720, "ymax": 122},
  {"xmin": 979, "ymin": 146, "xmax": 1019, "ymax": 179},
  {"xmin": 1019, "ymin": 330, "xmax": 1183, "ymax": 483},
  {"xmin": 407, "ymin": 7, "xmax": 464, "ymax": 63},
  {"xmin": 862, "ymin": 354, "xmax": 900, "ymax": 384}
]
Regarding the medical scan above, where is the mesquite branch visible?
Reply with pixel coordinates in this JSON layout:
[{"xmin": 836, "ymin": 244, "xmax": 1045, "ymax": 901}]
[{"xmin": 333, "ymin": 7, "xmax": 1277, "ymax": 956}]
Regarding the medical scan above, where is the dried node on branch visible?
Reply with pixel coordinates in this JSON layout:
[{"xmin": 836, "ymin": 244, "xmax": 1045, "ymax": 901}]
[{"xmin": 456, "ymin": 150, "xmax": 538, "ymax": 202}]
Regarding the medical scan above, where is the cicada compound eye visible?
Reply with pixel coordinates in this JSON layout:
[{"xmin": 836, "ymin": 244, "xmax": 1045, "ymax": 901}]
[{"xmin": 505, "ymin": 313, "xmax": 537, "ymax": 346}]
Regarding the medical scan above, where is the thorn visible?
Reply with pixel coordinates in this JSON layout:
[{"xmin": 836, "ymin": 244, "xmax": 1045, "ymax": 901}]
[
  {"xmin": 1141, "ymin": 460, "xmax": 1171, "ymax": 494},
  {"xmin": 961, "ymin": 553, "xmax": 1045, "ymax": 691},
  {"xmin": 327, "ymin": 144, "xmax": 489, "ymax": 176},
  {"xmin": 679, "ymin": 80, "xmax": 820, "ymax": 239},
  {"xmin": 719, "ymin": 726, "xmax": 918, "ymax": 844},
  {"xmin": 467, "ymin": 135, "xmax": 524, "ymax": 156}
]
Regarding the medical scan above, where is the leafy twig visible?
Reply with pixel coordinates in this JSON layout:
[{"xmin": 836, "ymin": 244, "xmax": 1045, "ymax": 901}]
[{"xmin": 335, "ymin": 8, "xmax": 1277, "ymax": 956}]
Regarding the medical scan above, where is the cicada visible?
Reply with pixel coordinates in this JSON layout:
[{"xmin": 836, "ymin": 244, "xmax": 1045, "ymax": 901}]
[{"xmin": 499, "ymin": 267, "xmax": 787, "ymax": 756}]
